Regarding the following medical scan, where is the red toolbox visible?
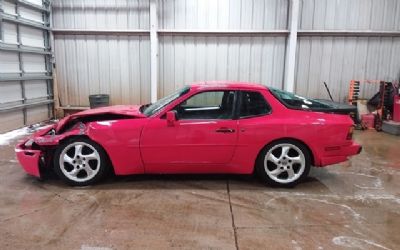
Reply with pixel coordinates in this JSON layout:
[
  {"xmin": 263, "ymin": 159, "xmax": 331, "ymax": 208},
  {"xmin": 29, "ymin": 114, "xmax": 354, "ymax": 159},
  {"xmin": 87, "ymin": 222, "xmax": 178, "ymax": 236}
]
[{"xmin": 361, "ymin": 114, "xmax": 375, "ymax": 129}]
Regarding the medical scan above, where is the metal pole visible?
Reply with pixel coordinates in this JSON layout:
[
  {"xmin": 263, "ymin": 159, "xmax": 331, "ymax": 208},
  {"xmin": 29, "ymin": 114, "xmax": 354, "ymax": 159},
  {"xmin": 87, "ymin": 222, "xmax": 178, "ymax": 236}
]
[
  {"xmin": 15, "ymin": 1, "xmax": 27, "ymax": 125},
  {"xmin": 284, "ymin": 0, "xmax": 299, "ymax": 93},
  {"xmin": 0, "ymin": 0, "xmax": 3, "ymax": 42},
  {"xmin": 44, "ymin": 0, "xmax": 52, "ymax": 118},
  {"xmin": 149, "ymin": 0, "xmax": 158, "ymax": 103}
]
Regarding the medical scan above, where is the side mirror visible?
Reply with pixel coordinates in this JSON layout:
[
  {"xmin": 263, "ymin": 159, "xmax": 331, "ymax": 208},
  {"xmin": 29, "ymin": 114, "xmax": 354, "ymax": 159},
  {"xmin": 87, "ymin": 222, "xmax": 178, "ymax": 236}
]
[{"xmin": 166, "ymin": 111, "xmax": 177, "ymax": 127}]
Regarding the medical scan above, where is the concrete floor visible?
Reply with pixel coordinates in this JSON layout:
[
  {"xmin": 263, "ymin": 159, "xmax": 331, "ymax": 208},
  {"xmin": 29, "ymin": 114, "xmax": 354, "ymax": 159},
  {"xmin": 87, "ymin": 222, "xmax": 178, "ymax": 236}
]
[{"xmin": 0, "ymin": 131, "xmax": 399, "ymax": 250}]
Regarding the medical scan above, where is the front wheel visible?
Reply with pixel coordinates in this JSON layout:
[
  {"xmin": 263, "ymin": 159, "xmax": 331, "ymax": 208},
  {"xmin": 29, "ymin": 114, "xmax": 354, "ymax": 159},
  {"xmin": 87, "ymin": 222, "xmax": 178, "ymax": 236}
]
[
  {"xmin": 53, "ymin": 137, "xmax": 109, "ymax": 186},
  {"xmin": 256, "ymin": 140, "xmax": 311, "ymax": 187}
]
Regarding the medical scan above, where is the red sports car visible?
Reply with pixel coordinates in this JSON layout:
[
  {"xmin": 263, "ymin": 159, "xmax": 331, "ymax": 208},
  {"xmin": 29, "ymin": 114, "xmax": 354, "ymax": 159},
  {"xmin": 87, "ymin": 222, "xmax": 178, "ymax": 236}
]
[{"xmin": 15, "ymin": 82, "xmax": 361, "ymax": 187}]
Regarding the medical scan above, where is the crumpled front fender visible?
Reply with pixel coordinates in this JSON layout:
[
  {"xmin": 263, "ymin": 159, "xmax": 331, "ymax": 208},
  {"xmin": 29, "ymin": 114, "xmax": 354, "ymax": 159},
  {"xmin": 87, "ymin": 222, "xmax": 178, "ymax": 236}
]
[{"xmin": 33, "ymin": 123, "xmax": 88, "ymax": 146}]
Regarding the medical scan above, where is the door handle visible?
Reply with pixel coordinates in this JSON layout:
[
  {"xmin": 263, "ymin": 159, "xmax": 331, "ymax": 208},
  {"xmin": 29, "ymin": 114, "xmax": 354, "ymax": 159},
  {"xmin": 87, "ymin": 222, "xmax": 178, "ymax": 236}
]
[{"xmin": 215, "ymin": 127, "xmax": 235, "ymax": 133}]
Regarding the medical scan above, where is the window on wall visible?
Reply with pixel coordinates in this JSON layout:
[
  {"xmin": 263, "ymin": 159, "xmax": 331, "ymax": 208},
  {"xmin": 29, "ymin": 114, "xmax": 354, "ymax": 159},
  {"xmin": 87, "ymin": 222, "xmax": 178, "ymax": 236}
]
[
  {"xmin": 239, "ymin": 91, "xmax": 271, "ymax": 118},
  {"xmin": 174, "ymin": 90, "xmax": 235, "ymax": 120}
]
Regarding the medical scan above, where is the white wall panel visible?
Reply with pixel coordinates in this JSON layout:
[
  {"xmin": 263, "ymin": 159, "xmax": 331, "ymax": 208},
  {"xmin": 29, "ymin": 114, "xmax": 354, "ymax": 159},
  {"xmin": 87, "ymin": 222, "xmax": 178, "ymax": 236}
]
[
  {"xmin": 159, "ymin": 36, "xmax": 285, "ymax": 96},
  {"xmin": 299, "ymin": 0, "xmax": 400, "ymax": 30},
  {"xmin": 52, "ymin": 0, "xmax": 150, "ymax": 30},
  {"xmin": 158, "ymin": 0, "xmax": 288, "ymax": 30},
  {"xmin": 295, "ymin": 37, "xmax": 400, "ymax": 102},
  {"xmin": 54, "ymin": 35, "xmax": 150, "ymax": 106}
]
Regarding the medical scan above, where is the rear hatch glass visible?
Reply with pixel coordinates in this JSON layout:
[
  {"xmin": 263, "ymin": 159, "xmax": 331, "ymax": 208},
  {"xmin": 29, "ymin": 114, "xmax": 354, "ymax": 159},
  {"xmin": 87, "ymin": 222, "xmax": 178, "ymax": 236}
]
[{"xmin": 269, "ymin": 87, "xmax": 356, "ymax": 114}]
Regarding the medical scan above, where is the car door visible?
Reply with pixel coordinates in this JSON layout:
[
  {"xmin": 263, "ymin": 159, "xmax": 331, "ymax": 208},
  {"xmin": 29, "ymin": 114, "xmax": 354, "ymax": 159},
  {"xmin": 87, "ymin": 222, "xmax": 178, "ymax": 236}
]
[
  {"xmin": 140, "ymin": 90, "xmax": 239, "ymax": 173},
  {"xmin": 234, "ymin": 90, "xmax": 280, "ymax": 168}
]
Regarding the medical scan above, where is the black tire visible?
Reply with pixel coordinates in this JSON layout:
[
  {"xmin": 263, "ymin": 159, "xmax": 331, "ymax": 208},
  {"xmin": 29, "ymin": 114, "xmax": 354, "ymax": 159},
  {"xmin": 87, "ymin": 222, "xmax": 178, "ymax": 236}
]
[
  {"xmin": 255, "ymin": 139, "xmax": 311, "ymax": 188},
  {"xmin": 53, "ymin": 137, "xmax": 110, "ymax": 186}
]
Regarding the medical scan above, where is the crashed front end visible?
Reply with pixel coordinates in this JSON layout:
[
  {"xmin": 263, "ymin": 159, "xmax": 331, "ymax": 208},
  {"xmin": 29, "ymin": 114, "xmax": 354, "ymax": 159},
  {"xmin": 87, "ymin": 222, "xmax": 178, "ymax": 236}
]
[
  {"xmin": 15, "ymin": 105, "xmax": 145, "ymax": 178},
  {"xmin": 15, "ymin": 125, "xmax": 57, "ymax": 177}
]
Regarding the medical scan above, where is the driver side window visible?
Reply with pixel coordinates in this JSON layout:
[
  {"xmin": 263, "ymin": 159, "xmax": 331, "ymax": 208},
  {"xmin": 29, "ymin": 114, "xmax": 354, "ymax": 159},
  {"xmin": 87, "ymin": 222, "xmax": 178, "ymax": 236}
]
[{"xmin": 174, "ymin": 90, "xmax": 235, "ymax": 120}]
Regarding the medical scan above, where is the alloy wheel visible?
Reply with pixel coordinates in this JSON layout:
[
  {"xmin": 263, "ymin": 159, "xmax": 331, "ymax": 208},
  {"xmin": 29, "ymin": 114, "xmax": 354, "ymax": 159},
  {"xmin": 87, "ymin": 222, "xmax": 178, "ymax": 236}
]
[
  {"xmin": 264, "ymin": 143, "xmax": 306, "ymax": 184},
  {"xmin": 59, "ymin": 141, "xmax": 101, "ymax": 182}
]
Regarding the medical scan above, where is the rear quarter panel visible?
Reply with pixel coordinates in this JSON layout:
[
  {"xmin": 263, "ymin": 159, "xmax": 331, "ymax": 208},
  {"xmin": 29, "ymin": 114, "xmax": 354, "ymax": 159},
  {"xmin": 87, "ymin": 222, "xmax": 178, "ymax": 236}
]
[
  {"xmin": 231, "ymin": 89, "xmax": 354, "ymax": 172},
  {"xmin": 284, "ymin": 110, "xmax": 354, "ymax": 166}
]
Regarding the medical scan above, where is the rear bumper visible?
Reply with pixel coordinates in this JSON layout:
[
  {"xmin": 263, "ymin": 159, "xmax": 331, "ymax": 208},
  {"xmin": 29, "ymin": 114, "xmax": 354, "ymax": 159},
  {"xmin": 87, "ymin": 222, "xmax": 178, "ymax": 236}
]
[
  {"xmin": 318, "ymin": 142, "xmax": 362, "ymax": 166},
  {"xmin": 15, "ymin": 141, "xmax": 41, "ymax": 177}
]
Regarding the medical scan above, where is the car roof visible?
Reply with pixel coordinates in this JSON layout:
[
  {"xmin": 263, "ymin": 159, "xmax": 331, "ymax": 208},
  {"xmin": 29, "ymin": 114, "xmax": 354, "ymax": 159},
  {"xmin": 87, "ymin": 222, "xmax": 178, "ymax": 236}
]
[{"xmin": 188, "ymin": 81, "xmax": 269, "ymax": 91}]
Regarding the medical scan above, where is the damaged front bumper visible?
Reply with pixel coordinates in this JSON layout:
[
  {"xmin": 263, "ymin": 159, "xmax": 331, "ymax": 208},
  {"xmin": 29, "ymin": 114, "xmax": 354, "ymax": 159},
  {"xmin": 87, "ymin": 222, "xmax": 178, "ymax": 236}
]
[
  {"xmin": 14, "ymin": 125, "xmax": 56, "ymax": 178},
  {"xmin": 15, "ymin": 140, "xmax": 43, "ymax": 177}
]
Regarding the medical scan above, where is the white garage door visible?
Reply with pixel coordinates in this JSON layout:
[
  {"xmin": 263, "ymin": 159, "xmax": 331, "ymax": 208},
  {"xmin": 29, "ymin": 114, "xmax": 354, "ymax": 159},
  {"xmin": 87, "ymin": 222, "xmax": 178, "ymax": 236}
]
[{"xmin": 0, "ymin": 0, "xmax": 53, "ymax": 133}]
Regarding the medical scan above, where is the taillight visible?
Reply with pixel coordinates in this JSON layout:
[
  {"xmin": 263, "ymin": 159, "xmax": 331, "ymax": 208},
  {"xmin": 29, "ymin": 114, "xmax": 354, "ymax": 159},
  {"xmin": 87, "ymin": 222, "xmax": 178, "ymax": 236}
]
[{"xmin": 346, "ymin": 126, "xmax": 354, "ymax": 140}]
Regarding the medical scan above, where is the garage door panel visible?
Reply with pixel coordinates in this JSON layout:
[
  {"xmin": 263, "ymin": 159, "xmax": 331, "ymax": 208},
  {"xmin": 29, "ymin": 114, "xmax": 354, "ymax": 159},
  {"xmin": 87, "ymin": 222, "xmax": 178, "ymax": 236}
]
[
  {"xmin": 0, "ymin": 0, "xmax": 52, "ymax": 132},
  {"xmin": 20, "ymin": 26, "xmax": 45, "ymax": 48},
  {"xmin": 0, "ymin": 82, "xmax": 22, "ymax": 103},
  {"xmin": 3, "ymin": 22, "xmax": 18, "ymax": 45},
  {"xmin": 3, "ymin": 1, "xmax": 16, "ymax": 16},
  {"xmin": 21, "ymin": 54, "xmax": 46, "ymax": 73},
  {"xmin": 0, "ymin": 51, "xmax": 20, "ymax": 74},
  {"xmin": 0, "ymin": 111, "xmax": 24, "ymax": 134},
  {"xmin": 19, "ymin": 6, "xmax": 44, "ymax": 24},
  {"xmin": 24, "ymin": 80, "xmax": 48, "ymax": 99},
  {"xmin": 25, "ymin": 0, "xmax": 43, "ymax": 6},
  {"xmin": 26, "ymin": 106, "xmax": 50, "ymax": 125}
]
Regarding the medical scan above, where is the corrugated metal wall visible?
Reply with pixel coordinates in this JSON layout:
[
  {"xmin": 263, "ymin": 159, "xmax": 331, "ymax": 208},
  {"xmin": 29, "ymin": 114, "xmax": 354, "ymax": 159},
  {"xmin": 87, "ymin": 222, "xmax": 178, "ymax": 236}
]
[
  {"xmin": 52, "ymin": 0, "xmax": 151, "ymax": 106},
  {"xmin": 54, "ymin": 35, "xmax": 150, "ymax": 106},
  {"xmin": 158, "ymin": 0, "xmax": 288, "ymax": 29},
  {"xmin": 296, "ymin": 0, "xmax": 400, "ymax": 101},
  {"xmin": 0, "ymin": 0, "xmax": 52, "ymax": 133},
  {"xmin": 296, "ymin": 36, "xmax": 400, "ymax": 102},
  {"xmin": 299, "ymin": 0, "xmax": 400, "ymax": 31},
  {"xmin": 52, "ymin": 0, "xmax": 288, "ymax": 106},
  {"xmin": 159, "ymin": 36, "xmax": 286, "ymax": 97},
  {"xmin": 51, "ymin": 0, "xmax": 400, "ymax": 108}
]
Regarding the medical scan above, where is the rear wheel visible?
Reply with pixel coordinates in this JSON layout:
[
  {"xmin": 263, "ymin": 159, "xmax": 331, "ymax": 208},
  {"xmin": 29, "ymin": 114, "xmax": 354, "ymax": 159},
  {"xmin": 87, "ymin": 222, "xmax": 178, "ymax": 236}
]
[
  {"xmin": 256, "ymin": 140, "xmax": 311, "ymax": 187},
  {"xmin": 53, "ymin": 137, "xmax": 109, "ymax": 186}
]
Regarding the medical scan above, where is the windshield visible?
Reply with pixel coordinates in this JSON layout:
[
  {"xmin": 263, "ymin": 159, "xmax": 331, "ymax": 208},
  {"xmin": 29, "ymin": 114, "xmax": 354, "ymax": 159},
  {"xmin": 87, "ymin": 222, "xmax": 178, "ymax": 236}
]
[
  {"xmin": 269, "ymin": 87, "xmax": 331, "ymax": 110},
  {"xmin": 142, "ymin": 86, "xmax": 190, "ymax": 116}
]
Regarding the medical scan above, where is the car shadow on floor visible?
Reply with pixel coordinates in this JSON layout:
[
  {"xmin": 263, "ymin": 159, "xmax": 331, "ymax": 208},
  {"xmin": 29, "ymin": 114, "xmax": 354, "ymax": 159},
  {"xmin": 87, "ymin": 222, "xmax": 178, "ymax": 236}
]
[{"xmin": 34, "ymin": 167, "xmax": 332, "ymax": 193}]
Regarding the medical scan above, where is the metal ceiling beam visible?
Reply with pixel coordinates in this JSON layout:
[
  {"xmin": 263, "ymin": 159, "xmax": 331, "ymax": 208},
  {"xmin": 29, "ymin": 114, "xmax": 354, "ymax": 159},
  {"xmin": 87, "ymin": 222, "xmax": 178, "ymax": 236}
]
[
  {"xmin": 51, "ymin": 29, "xmax": 290, "ymax": 36},
  {"xmin": 158, "ymin": 29, "xmax": 289, "ymax": 36},
  {"xmin": 297, "ymin": 30, "xmax": 400, "ymax": 37},
  {"xmin": 52, "ymin": 28, "xmax": 150, "ymax": 35}
]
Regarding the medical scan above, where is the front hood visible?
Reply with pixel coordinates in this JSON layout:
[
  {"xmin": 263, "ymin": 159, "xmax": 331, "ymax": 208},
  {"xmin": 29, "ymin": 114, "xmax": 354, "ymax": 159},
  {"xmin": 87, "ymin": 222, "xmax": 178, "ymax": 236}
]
[{"xmin": 56, "ymin": 105, "xmax": 146, "ymax": 132}]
